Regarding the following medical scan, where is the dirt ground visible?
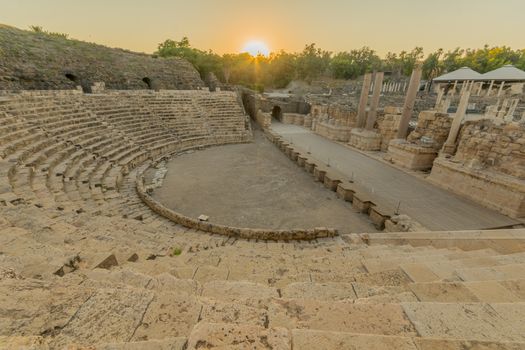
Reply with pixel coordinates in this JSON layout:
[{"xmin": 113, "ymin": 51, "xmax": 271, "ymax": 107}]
[{"xmin": 153, "ymin": 130, "xmax": 378, "ymax": 234}]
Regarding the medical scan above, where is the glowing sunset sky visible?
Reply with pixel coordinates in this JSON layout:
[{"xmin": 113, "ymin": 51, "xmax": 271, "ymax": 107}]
[{"xmin": 1, "ymin": 0, "xmax": 523, "ymax": 55}]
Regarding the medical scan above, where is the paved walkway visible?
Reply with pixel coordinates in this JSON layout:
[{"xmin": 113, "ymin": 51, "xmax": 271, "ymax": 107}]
[{"xmin": 271, "ymin": 122, "xmax": 519, "ymax": 231}]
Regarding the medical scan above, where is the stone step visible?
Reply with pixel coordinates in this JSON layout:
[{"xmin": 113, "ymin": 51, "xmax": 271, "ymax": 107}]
[
  {"xmin": 401, "ymin": 302, "xmax": 525, "ymax": 342},
  {"xmin": 365, "ymin": 229, "xmax": 525, "ymax": 255},
  {"xmin": 409, "ymin": 280, "xmax": 525, "ymax": 302},
  {"xmin": 97, "ymin": 337, "xmax": 187, "ymax": 350},
  {"xmin": 186, "ymin": 322, "xmax": 290, "ymax": 350},
  {"xmin": 455, "ymin": 263, "xmax": 525, "ymax": 282},
  {"xmin": 292, "ymin": 329, "xmax": 525, "ymax": 350},
  {"xmin": 268, "ymin": 299, "xmax": 417, "ymax": 336}
]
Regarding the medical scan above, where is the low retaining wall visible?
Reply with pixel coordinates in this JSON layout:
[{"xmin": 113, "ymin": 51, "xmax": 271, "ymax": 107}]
[
  {"xmin": 362, "ymin": 229, "xmax": 525, "ymax": 254},
  {"xmin": 387, "ymin": 141, "xmax": 438, "ymax": 171},
  {"xmin": 314, "ymin": 121, "xmax": 352, "ymax": 142},
  {"xmin": 428, "ymin": 158, "xmax": 525, "ymax": 218},
  {"xmin": 136, "ymin": 141, "xmax": 338, "ymax": 241},
  {"xmin": 264, "ymin": 129, "xmax": 424, "ymax": 231}
]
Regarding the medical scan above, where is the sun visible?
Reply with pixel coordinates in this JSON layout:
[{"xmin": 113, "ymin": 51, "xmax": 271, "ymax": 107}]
[{"xmin": 242, "ymin": 40, "xmax": 270, "ymax": 57}]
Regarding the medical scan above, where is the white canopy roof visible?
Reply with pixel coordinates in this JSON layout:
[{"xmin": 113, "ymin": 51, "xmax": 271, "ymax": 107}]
[
  {"xmin": 433, "ymin": 67, "xmax": 482, "ymax": 82},
  {"xmin": 479, "ymin": 65, "xmax": 525, "ymax": 82}
]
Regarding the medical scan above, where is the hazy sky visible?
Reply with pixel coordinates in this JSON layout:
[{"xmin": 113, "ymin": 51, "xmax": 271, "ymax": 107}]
[{"xmin": 1, "ymin": 0, "xmax": 524, "ymax": 56}]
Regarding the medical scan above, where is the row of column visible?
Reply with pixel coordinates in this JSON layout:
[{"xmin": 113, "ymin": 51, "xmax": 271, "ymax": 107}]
[
  {"xmin": 437, "ymin": 80, "xmax": 507, "ymax": 99},
  {"xmin": 379, "ymin": 81, "xmax": 407, "ymax": 94},
  {"xmin": 356, "ymin": 68, "xmax": 422, "ymax": 138}
]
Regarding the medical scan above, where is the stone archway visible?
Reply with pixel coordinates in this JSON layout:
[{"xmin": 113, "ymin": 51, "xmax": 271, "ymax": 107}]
[
  {"xmin": 142, "ymin": 77, "xmax": 153, "ymax": 89},
  {"xmin": 271, "ymin": 105, "xmax": 283, "ymax": 121},
  {"xmin": 65, "ymin": 73, "xmax": 91, "ymax": 93}
]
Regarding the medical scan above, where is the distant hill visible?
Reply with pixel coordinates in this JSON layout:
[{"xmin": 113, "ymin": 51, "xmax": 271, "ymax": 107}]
[{"xmin": 0, "ymin": 24, "xmax": 205, "ymax": 91}]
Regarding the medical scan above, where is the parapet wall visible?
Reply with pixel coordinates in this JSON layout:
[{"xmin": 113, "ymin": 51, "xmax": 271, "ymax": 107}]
[{"xmin": 0, "ymin": 25, "xmax": 205, "ymax": 90}]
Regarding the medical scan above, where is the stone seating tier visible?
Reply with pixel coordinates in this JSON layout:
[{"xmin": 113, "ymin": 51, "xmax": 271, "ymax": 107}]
[{"xmin": 1, "ymin": 90, "xmax": 524, "ymax": 348}]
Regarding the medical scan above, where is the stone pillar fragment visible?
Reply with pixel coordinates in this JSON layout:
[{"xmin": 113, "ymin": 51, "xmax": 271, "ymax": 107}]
[
  {"xmin": 498, "ymin": 81, "xmax": 505, "ymax": 97},
  {"xmin": 486, "ymin": 80, "xmax": 495, "ymax": 97},
  {"xmin": 435, "ymin": 88, "xmax": 445, "ymax": 110},
  {"xmin": 396, "ymin": 67, "xmax": 422, "ymax": 139},
  {"xmin": 365, "ymin": 72, "xmax": 384, "ymax": 130},
  {"xmin": 508, "ymin": 99, "xmax": 519, "ymax": 119},
  {"xmin": 442, "ymin": 90, "xmax": 470, "ymax": 155},
  {"xmin": 452, "ymin": 81, "xmax": 458, "ymax": 96},
  {"xmin": 356, "ymin": 73, "xmax": 372, "ymax": 128},
  {"xmin": 476, "ymin": 82, "xmax": 484, "ymax": 96}
]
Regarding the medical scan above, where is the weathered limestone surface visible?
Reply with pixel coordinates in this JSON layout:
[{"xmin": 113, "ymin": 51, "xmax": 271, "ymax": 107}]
[
  {"xmin": 376, "ymin": 111, "xmax": 402, "ymax": 151},
  {"xmin": 454, "ymin": 120, "xmax": 525, "ymax": 179},
  {"xmin": 407, "ymin": 111, "xmax": 452, "ymax": 148},
  {"xmin": 314, "ymin": 120, "xmax": 353, "ymax": 142},
  {"xmin": 388, "ymin": 140, "xmax": 438, "ymax": 171},
  {"xmin": 255, "ymin": 110, "xmax": 271, "ymax": 129},
  {"xmin": 187, "ymin": 322, "xmax": 291, "ymax": 349},
  {"xmin": 387, "ymin": 111, "xmax": 452, "ymax": 171},
  {"xmin": 428, "ymin": 158, "xmax": 525, "ymax": 218},
  {"xmin": 349, "ymin": 129, "xmax": 382, "ymax": 151}
]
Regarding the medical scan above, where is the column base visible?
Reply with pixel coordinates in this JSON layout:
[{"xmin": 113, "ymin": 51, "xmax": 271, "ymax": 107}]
[
  {"xmin": 348, "ymin": 129, "xmax": 382, "ymax": 151},
  {"xmin": 387, "ymin": 140, "xmax": 438, "ymax": 171}
]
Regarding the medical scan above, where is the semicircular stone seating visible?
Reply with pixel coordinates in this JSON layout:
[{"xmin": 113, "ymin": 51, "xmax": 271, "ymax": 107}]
[{"xmin": 1, "ymin": 90, "xmax": 525, "ymax": 349}]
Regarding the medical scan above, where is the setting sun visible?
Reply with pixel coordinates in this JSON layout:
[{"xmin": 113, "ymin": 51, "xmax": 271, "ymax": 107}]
[{"xmin": 242, "ymin": 40, "xmax": 270, "ymax": 57}]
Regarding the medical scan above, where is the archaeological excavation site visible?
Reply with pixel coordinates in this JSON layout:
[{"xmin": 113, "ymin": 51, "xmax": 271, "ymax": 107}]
[{"xmin": 1, "ymin": 16, "xmax": 525, "ymax": 350}]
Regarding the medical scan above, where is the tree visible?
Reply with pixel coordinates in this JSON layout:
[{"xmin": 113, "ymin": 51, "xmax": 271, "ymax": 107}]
[
  {"xmin": 266, "ymin": 51, "xmax": 297, "ymax": 88},
  {"xmin": 422, "ymin": 49, "xmax": 443, "ymax": 80},
  {"xmin": 296, "ymin": 43, "xmax": 331, "ymax": 82},
  {"xmin": 157, "ymin": 37, "xmax": 222, "ymax": 79}
]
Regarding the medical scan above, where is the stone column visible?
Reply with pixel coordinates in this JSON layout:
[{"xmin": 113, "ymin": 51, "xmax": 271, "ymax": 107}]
[
  {"xmin": 441, "ymin": 93, "xmax": 452, "ymax": 113},
  {"xmin": 498, "ymin": 81, "xmax": 505, "ymax": 97},
  {"xmin": 435, "ymin": 88, "xmax": 445, "ymax": 110},
  {"xmin": 452, "ymin": 80, "xmax": 458, "ymax": 96},
  {"xmin": 476, "ymin": 82, "xmax": 484, "ymax": 96},
  {"xmin": 442, "ymin": 90, "xmax": 470, "ymax": 155},
  {"xmin": 498, "ymin": 99, "xmax": 510, "ymax": 118},
  {"xmin": 486, "ymin": 80, "xmax": 495, "ymax": 97},
  {"xmin": 356, "ymin": 73, "xmax": 372, "ymax": 128},
  {"xmin": 396, "ymin": 67, "xmax": 422, "ymax": 139},
  {"xmin": 365, "ymin": 72, "xmax": 384, "ymax": 130}
]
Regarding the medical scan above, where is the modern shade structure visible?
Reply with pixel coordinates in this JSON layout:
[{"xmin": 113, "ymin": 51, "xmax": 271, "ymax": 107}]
[
  {"xmin": 479, "ymin": 65, "xmax": 525, "ymax": 82},
  {"xmin": 433, "ymin": 67, "xmax": 482, "ymax": 83}
]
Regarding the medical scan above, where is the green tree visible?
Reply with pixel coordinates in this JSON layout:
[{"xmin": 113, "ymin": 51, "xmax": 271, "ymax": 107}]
[
  {"xmin": 422, "ymin": 49, "xmax": 443, "ymax": 80},
  {"xmin": 296, "ymin": 43, "xmax": 331, "ymax": 82}
]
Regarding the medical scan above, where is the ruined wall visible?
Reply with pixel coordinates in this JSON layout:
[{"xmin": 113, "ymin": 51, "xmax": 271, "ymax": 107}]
[
  {"xmin": 407, "ymin": 111, "xmax": 452, "ymax": 149},
  {"xmin": 310, "ymin": 104, "xmax": 357, "ymax": 126},
  {"xmin": 454, "ymin": 120, "xmax": 525, "ymax": 179},
  {"xmin": 0, "ymin": 25, "xmax": 204, "ymax": 90},
  {"xmin": 376, "ymin": 108, "xmax": 402, "ymax": 151},
  {"xmin": 255, "ymin": 110, "xmax": 271, "ymax": 129},
  {"xmin": 259, "ymin": 98, "xmax": 310, "ymax": 115}
]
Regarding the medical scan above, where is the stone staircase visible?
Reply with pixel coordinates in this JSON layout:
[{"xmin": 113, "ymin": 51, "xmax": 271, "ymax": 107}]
[{"xmin": 1, "ymin": 215, "xmax": 525, "ymax": 348}]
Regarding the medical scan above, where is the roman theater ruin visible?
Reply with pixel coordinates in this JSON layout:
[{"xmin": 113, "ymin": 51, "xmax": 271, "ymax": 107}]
[{"xmin": 1, "ymin": 24, "xmax": 525, "ymax": 349}]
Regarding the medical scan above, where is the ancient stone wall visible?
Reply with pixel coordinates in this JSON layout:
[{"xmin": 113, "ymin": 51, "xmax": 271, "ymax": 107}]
[
  {"xmin": 376, "ymin": 107, "xmax": 402, "ymax": 151},
  {"xmin": 0, "ymin": 25, "xmax": 204, "ymax": 90},
  {"xmin": 310, "ymin": 103, "xmax": 357, "ymax": 126},
  {"xmin": 407, "ymin": 111, "xmax": 452, "ymax": 150},
  {"xmin": 454, "ymin": 120, "xmax": 525, "ymax": 179},
  {"xmin": 255, "ymin": 110, "xmax": 271, "ymax": 129}
]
